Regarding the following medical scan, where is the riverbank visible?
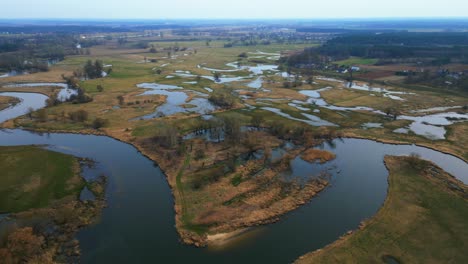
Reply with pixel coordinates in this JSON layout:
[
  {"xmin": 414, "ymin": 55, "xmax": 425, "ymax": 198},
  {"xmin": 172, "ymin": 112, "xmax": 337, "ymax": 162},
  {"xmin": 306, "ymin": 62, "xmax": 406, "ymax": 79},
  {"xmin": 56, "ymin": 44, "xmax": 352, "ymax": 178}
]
[
  {"xmin": 4, "ymin": 122, "xmax": 467, "ymax": 247},
  {"xmin": 0, "ymin": 36, "xmax": 466, "ymax": 251},
  {"xmin": 2, "ymin": 122, "xmax": 338, "ymax": 247},
  {"xmin": 0, "ymin": 146, "xmax": 107, "ymax": 263},
  {"xmin": 1, "ymin": 128, "xmax": 467, "ymax": 263},
  {"xmin": 0, "ymin": 145, "xmax": 84, "ymax": 213},
  {"xmin": 0, "ymin": 96, "xmax": 20, "ymax": 111},
  {"xmin": 343, "ymin": 131, "xmax": 468, "ymax": 163},
  {"xmin": 295, "ymin": 155, "xmax": 468, "ymax": 263}
]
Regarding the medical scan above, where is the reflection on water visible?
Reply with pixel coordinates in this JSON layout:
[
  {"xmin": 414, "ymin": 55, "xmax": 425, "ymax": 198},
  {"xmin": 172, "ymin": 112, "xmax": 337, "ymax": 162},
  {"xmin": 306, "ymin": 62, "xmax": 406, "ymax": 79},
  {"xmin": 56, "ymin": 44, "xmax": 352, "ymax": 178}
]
[
  {"xmin": 0, "ymin": 130, "xmax": 466, "ymax": 263},
  {"xmin": 0, "ymin": 92, "xmax": 48, "ymax": 123},
  {"xmin": 133, "ymin": 83, "xmax": 217, "ymax": 120},
  {"xmin": 262, "ymin": 107, "xmax": 338, "ymax": 127}
]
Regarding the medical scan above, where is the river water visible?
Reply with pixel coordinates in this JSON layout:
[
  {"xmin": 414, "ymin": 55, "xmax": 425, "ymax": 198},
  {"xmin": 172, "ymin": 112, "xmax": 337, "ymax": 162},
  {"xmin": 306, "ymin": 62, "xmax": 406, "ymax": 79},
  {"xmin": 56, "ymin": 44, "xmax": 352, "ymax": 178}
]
[
  {"xmin": 0, "ymin": 92, "xmax": 48, "ymax": 123},
  {"xmin": 0, "ymin": 129, "xmax": 466, "ymax": 263},
  {"xmin": 1, "ymin": 79, "xmax": 467, "ymax": 263}
]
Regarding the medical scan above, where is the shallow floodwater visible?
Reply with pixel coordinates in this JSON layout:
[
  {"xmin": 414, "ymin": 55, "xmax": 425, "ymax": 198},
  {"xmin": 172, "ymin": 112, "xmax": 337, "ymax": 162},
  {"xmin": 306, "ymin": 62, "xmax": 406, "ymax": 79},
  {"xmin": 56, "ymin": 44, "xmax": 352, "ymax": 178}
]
[
  {"xmin": 202, "ymin": 75, "xmax": 246, "ymax": 84},
  {"xmin": 262, "ymin": 107, "xmax": 338, "ymax": 127},
  {"xmin": 0, "ymin": 70, "xmax": 27, "ymax": 78},
  {"xmin": 134, "ymin": 83, "xmax": 216, "ymax": 119},
  {"xmin": 247, "ymin": 77, "xmax": 263, "ymax": 89},
  {"xmin": 0, "ymin": 129, "xmax": 466, "ymax": 263},
  {"xmin": 196, "ymin": 62, "xmax": 277, "ymax": 85},
  {"xmin": 398, "ymin": 112, "xmax": 468, "ymax": 140},
  {"xmin": 298, "ymin": 87, "xmax": 468, "ymax": 140},
  {"xmin": 345, "ymin": 82, "xmax": 413, "ymax": 101},
  {"xmin": 0, "ymin": 92, "xmax": 48, "ymax": 123},
  {"xmin": 0, "ymin": 83, "xmax": 89, "ymax": 123},
  {"xmin": 2, "ymin": 82, "xmax": 78, "ymax": 102},
  {"xmin": 199, "ymin": 62, "xmax": 278, "ymax": 76}
]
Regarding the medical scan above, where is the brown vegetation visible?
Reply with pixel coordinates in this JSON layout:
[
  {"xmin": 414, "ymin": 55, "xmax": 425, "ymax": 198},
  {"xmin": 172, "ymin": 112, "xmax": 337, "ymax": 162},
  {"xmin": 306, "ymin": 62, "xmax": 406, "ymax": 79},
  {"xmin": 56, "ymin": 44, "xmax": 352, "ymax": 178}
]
[{"xmin": 301, "ymin": 149, "xmax": 336, "ymax": 163}]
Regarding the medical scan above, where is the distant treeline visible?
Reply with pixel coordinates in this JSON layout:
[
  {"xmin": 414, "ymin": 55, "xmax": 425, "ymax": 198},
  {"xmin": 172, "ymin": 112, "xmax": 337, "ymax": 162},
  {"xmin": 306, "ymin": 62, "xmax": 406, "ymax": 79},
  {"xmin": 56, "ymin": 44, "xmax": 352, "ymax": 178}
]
[
  {"xmin": 297, "ymin": 19, "xmax": 468, "ymax": 31},
  {"xmin": 318, "ymin": 32, "xmax": 468, "ymax": 62},
  {"xmin": 326, "ymin": 32, "xmax": 468, "ymax": 46},
  {"xmin": 0, "ymin": 24, "xmax": 187, "ymax": 34},
  {"xmin": 282, "ymin": 32, "xmax": 468, "ymax": 67},
  {"xmin": 0, "ymin": 33, "xmax": 90, "ymax": 72},
  {"xmin": 296, "ymin": 28, "xmax": 401, "ymax": 33},
  {"xmin": 0, "ymin": 34, "xmax": 77, "ymax": 55}
]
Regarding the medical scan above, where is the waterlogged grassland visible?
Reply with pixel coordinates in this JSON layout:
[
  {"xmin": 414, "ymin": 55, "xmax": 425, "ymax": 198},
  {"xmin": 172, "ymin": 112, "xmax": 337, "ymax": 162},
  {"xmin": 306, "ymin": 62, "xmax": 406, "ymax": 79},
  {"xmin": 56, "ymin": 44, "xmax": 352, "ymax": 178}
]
[
  {"xmin": 296, "ymin": 156, "xmax": 468, "ymax": 264},
  {"xmin": 0, "ymin": 146, "xmax": 84, "ymax": 213},
  {"xmin": 2, "ymin": 35, "xmax": 468, "ymax": 246},
  {"xmin": 8, "ymin": 41, "xmax": 312, "ymax": 132},
  {"xmin": 319, "ymin": 83, "xmax": 467, "ymax": 114}
]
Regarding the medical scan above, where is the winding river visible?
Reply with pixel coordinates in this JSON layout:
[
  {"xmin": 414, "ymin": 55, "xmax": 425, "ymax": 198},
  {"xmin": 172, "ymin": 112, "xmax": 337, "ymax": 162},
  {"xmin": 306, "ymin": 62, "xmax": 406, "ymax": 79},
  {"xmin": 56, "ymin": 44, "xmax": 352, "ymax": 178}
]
[
  {"xmin": 0, "ymin": 82, "xmax": 78, "ymax": 123},
  {"xmin": 0, "ymin": 129, "xmax": 466, "ymax": 263},
  {"xmin": 1, "ymin": 84, "xmax": 467, "ymax": 263},
  {"xmin": 0, "ymin": 92, "xmax": 48, "ymax": 123}
]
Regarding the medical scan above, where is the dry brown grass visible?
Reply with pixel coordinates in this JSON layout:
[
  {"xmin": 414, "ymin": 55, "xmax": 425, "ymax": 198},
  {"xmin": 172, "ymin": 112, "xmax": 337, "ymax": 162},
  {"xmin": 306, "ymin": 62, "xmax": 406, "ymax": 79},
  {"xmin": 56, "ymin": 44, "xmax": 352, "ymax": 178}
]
[
  {"xmin": 0, "ymin": 96, "xmax": 19, "ymax": 111},
  {"xmin": 301, "ymin": 149, "xmax": 336, "ymax": 163}
]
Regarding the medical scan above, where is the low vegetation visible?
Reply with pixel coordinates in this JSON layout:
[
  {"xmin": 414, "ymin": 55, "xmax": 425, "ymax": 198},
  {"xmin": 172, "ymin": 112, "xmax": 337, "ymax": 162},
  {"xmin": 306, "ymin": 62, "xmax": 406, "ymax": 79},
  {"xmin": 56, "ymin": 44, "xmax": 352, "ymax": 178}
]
[
  {"xmin": 208, "ymin": 88, "xmax": 237, "ymax": 109},
  {"xmin": 0, "ymin": 146, "xmax": 84, "ymax": 213},
  {"xmin": 0, "ymin": 96, "xmax": 19, "ymax": 111},
  {"xmin": 301, "ymin": 149, "xmax": 336, "ymax": 163},
  {"xmin": 0, "ymin": 146, "xmax": 106, "ymax": 263}
]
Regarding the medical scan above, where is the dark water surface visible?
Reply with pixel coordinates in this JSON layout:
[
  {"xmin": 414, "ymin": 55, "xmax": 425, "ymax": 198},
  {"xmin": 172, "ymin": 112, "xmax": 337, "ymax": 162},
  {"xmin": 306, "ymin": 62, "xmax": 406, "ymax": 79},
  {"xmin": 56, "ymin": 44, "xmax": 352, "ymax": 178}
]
[{"xmin": 0, "ymin": 129, "xmax": 466, "ymax": 263}]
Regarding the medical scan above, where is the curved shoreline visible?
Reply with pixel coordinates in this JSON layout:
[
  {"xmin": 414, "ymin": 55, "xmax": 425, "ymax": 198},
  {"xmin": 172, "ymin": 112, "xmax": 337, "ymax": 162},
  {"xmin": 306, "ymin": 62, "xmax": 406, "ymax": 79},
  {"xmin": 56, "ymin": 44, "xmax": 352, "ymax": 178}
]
[
  {"xmin": 1, "ymin": 76, "xmax": 466, "ymax": 247},
  {"xmin": 295, "ymin": 157, "xmax": 397, "ymax": 263},
  {"xmin": 295, "ymin": 156, "xmax": 468, "ymax": 263},
  {"xmin": 3, "ymin": 123, "xmax": 466, "ymax": 248},
  {"xmin": 0, "ymin": 89, "xmax": 52, "ymax": 97},
  {"xmin": 342, "ymin": 132, "xmax": 467, "ymax": 163}
]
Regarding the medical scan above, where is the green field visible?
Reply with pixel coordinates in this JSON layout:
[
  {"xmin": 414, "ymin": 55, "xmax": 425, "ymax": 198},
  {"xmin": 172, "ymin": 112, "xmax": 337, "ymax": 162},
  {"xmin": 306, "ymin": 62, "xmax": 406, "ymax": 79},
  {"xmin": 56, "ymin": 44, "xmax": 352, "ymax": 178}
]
[
  {"xmin": 335, "ymin": 57, "xmax": 378, "ymax": 66},
  {"xmin": 296, "ymin": 156, "xmax": 468, "ymax": 263},
  {"xmin": 0, "ymin": 146, "xmax": 84, "ymax": 213}
]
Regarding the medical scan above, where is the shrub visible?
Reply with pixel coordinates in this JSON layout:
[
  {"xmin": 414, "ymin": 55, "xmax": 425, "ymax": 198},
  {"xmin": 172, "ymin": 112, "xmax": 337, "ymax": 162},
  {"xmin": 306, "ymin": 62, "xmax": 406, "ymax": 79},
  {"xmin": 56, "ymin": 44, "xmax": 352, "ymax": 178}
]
[
  {"xmin": 238, "ymin": 52, "xmax": 248, "ymax": 58},
  {"xmin": 92, "ymin": 118, "xmax": 109, "ymax": 129},
  {"xmin": 37, "ymin": 108, "xmax": 48, "ymax": 122},
  {"xmin": 208, "ymin": 89, "xmax": 236, "ymax": 109},
  {"xmin": 194, "ymin": 149, "xmax": 205, "ymax": 160},
  {"xmin": 152, "ymin": 123, "xmax": 179, "ymax": 149},
  {"xmin": 69, "ymin": 110, "xmax": 88, "ymax": 122},
  {"xmin": 407, "ymin": 152, "xmax": 424, "ymax": 169},
  {"xmin": 231, "ymin": 174, "xmax": 243, "ymax": 186}
]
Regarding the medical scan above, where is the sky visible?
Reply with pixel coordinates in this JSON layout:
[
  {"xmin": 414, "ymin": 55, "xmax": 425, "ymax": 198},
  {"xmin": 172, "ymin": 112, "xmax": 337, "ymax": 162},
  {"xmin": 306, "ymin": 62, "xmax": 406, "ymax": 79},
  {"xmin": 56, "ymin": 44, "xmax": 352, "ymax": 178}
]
[{"xmin": 1, "ymin": 0, "xmax": 468, "ymax": 20}]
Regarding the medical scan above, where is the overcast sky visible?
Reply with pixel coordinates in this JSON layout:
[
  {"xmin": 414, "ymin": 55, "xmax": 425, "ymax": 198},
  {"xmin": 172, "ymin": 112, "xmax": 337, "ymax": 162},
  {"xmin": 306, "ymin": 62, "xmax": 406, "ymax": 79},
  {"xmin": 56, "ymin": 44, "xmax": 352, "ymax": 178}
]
[{"xmin": 1, "ymin": 0, "xmax": 467, "ymax": 19}]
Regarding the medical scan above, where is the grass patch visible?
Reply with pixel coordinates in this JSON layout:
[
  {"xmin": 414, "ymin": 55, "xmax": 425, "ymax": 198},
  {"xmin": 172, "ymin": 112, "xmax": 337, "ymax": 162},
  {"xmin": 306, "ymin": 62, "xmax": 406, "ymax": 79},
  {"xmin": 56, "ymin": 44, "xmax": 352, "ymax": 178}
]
[
  {"xmin": 231, "ymin": 174, "xmax": 243, "ymax": 186},
  {"xmin": 0, "ymin": 146, "xmax": 84, "ymax": 213},
  {"xmin": 301, "ymin": 149, "xmax": 336, "ymax": 163},
  {"xmin": 335, "ymin": 57, "xmax": 378, "ymax": 66}
]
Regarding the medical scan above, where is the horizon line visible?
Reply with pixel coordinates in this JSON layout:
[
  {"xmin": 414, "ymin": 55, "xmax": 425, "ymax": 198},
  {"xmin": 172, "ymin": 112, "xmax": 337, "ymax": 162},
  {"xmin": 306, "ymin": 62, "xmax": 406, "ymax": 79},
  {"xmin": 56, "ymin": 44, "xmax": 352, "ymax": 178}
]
[{"xmin": 1, "ymin": 17, "xmax": 468, "ymax": 21}]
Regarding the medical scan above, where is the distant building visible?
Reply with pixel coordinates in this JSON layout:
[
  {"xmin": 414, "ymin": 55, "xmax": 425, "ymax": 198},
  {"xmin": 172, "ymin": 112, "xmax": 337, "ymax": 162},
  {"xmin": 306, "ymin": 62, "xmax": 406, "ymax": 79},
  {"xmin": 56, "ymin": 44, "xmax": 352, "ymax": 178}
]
[{"xmin": 351, "ymin": 66, "xmax": 361, "ymax": 71}]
